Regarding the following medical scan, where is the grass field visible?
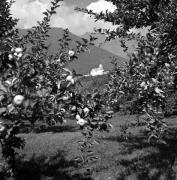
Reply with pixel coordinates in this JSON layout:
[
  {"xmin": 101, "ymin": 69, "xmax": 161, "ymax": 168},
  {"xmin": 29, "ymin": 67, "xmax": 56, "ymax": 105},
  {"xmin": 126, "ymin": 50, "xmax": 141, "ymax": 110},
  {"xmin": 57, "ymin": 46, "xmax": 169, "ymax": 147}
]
[{"xmin": 1, "ymin": 114, "xmax": 177, "ymax": 180}]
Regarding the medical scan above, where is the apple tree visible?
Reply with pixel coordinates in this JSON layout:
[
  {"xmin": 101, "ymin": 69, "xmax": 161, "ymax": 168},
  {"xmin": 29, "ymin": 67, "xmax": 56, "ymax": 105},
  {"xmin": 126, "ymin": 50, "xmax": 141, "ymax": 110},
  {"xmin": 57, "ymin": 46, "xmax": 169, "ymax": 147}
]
[
  {"xmin": 77, "ymin": 0, "xmax": 177, "ymax": 143},
  {"xmin": 0, "ymin": 0, "xmax": 113, "ymax": 176}
]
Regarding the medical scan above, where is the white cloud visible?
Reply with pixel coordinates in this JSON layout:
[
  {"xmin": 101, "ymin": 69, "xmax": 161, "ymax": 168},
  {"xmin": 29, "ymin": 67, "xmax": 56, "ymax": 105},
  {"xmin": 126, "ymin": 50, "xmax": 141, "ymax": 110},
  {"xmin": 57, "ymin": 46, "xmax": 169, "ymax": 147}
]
[
  {"xmin": 11, "ymin": 0, "xmax": 49, "ymax": 28},
  {"xmin": 11, "ymin": 0, "xmax": 116, "ymax": 35},
  {"xmin": 87, "ymin": 0, "xmax": 116, "ymax": 13}
]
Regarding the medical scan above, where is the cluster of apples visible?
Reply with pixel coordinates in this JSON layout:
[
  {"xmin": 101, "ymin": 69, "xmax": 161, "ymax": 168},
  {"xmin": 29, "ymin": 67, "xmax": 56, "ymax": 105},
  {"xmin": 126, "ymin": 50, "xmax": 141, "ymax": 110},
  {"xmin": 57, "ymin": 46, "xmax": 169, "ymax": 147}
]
[
  {"xmin": 8, "ymin": 47, "xmax": 23, "ymax": 60},
  {"xmin": 72, "ymin": 107, "xmax": 90, "ymax": 126}
]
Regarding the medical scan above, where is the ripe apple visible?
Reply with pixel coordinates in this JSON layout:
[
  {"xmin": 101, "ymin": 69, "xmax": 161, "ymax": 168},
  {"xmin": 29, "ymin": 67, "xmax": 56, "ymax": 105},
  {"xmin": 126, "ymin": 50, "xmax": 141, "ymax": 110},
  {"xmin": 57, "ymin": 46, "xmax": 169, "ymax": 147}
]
[{"xmin": 13, "ymin": 95, "xmax": 25, "ymax": 105}]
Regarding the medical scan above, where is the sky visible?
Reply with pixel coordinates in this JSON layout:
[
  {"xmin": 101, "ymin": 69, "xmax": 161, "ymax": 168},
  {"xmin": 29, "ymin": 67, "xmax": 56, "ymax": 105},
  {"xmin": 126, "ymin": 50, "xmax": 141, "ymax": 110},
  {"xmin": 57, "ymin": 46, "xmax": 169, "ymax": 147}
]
[{"xmin": 11, "ymin": 0, "xmax": 117, "ymax": 35}]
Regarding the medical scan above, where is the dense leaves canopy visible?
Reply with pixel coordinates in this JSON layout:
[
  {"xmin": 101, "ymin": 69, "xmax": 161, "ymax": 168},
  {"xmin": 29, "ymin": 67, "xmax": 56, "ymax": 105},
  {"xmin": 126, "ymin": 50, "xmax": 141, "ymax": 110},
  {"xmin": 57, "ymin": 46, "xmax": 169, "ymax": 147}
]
[{"xmin": 77, "ymin": 0, "xmax": 177, "ymax": 142}]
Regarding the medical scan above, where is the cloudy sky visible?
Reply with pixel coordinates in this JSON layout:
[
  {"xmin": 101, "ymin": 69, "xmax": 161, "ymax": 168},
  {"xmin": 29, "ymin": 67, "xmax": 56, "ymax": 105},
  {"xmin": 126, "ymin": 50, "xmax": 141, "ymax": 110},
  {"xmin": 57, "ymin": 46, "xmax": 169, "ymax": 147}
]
[{"xmin": 11, "ymin": 0, "xmax": 116, "ymax": 35}]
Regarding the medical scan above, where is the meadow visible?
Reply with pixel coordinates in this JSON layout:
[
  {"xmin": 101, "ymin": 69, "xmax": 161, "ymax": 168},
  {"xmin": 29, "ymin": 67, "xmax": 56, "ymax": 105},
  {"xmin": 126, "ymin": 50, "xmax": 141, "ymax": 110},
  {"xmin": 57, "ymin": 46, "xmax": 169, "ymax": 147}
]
[{"xmin": 1, "ymin": 112, "xmax": 177, "ymax": 180}]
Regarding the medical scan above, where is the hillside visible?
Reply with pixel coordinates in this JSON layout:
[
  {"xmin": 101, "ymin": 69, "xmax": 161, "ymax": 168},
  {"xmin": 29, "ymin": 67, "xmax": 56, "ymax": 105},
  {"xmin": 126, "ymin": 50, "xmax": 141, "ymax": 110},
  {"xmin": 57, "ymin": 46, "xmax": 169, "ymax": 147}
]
[
  {"xmin": 82, "ymin": 32, "xmax": 137, "ymax": 59},
  {"xmin": 79, "ymin": 74, "xmax": 110, "ymax": 93},
  {"xmin": 19, "ymin": 28, "xmax": 127, "ymax": 74}
]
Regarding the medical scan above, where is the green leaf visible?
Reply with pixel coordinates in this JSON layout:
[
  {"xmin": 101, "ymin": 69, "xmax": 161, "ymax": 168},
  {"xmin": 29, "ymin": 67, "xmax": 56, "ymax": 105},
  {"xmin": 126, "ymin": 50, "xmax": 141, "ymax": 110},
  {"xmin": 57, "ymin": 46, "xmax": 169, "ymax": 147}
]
[{"xmin": 43, "ymin": 12, "xmax": 48, "ymax": 16}]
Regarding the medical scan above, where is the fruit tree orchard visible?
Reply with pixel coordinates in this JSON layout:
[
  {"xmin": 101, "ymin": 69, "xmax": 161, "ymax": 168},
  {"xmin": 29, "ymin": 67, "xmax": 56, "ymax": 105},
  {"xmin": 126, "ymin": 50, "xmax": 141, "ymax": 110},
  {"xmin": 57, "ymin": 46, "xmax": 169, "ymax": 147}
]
[
  {"xmin": 77, "ymin": 0, "xmax": 177, "ymax": 142},
  {"xmin": 1, "ymin": 0, "xmax": 177, "ymax": 177}
]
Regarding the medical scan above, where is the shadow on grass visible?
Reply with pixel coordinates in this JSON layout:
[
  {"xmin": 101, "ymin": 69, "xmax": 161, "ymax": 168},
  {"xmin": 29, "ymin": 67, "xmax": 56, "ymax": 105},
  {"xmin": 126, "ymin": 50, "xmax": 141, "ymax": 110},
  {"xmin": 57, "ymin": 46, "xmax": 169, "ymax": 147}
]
[
  {"xmin": 103, "ymin": 128, "xmax": 177, "ymax": 180},
  {"xmin": 35, "ymin": 125, "xmax": 79, "ymax": 133},
  {"xmin": 7, "ymin": 150, "xmax": 93, "ymax": 180},
  {"xmin": 19, "ymin": 124, "xmax": 79, "ymax": 134},
  {"xmin": 118, "ymin": 129, "xmax": 177, "ymax": 180}
]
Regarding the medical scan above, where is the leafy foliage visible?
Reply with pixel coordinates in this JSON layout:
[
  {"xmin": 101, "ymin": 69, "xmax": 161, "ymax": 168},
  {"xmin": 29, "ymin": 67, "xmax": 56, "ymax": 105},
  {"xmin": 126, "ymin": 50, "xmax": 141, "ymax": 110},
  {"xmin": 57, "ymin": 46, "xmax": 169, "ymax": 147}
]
[
  {"xmin": 71, "ymin": 89, "xmax": 113, "ymax": 164},
  {"xmin": 78, "ymin": 0, "xmax": 177, "ymax": 143},
  {"xmin": 0, "ymin": 0, "xmax": 113, "ymax": 176}
]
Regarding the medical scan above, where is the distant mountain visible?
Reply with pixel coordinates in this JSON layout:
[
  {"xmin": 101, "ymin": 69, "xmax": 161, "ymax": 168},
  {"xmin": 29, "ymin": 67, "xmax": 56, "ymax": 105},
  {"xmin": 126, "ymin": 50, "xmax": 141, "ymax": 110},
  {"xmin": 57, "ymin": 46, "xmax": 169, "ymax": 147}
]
[
  {"xmin": 19, "ymin": 28, "xmax": 127, "ymax": 74},
  {"xmin": 82, "ymin": 33, "xmax": 137, "ymax": 59}
]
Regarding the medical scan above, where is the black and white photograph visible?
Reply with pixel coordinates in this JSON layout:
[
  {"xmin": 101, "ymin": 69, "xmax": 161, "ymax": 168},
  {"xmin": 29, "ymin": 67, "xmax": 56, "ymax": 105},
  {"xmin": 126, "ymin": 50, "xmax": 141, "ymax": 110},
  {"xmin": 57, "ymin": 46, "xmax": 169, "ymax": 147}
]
[{"xmin": 0, "ymin": 0, "xmax": 177, "ymax": 179}]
